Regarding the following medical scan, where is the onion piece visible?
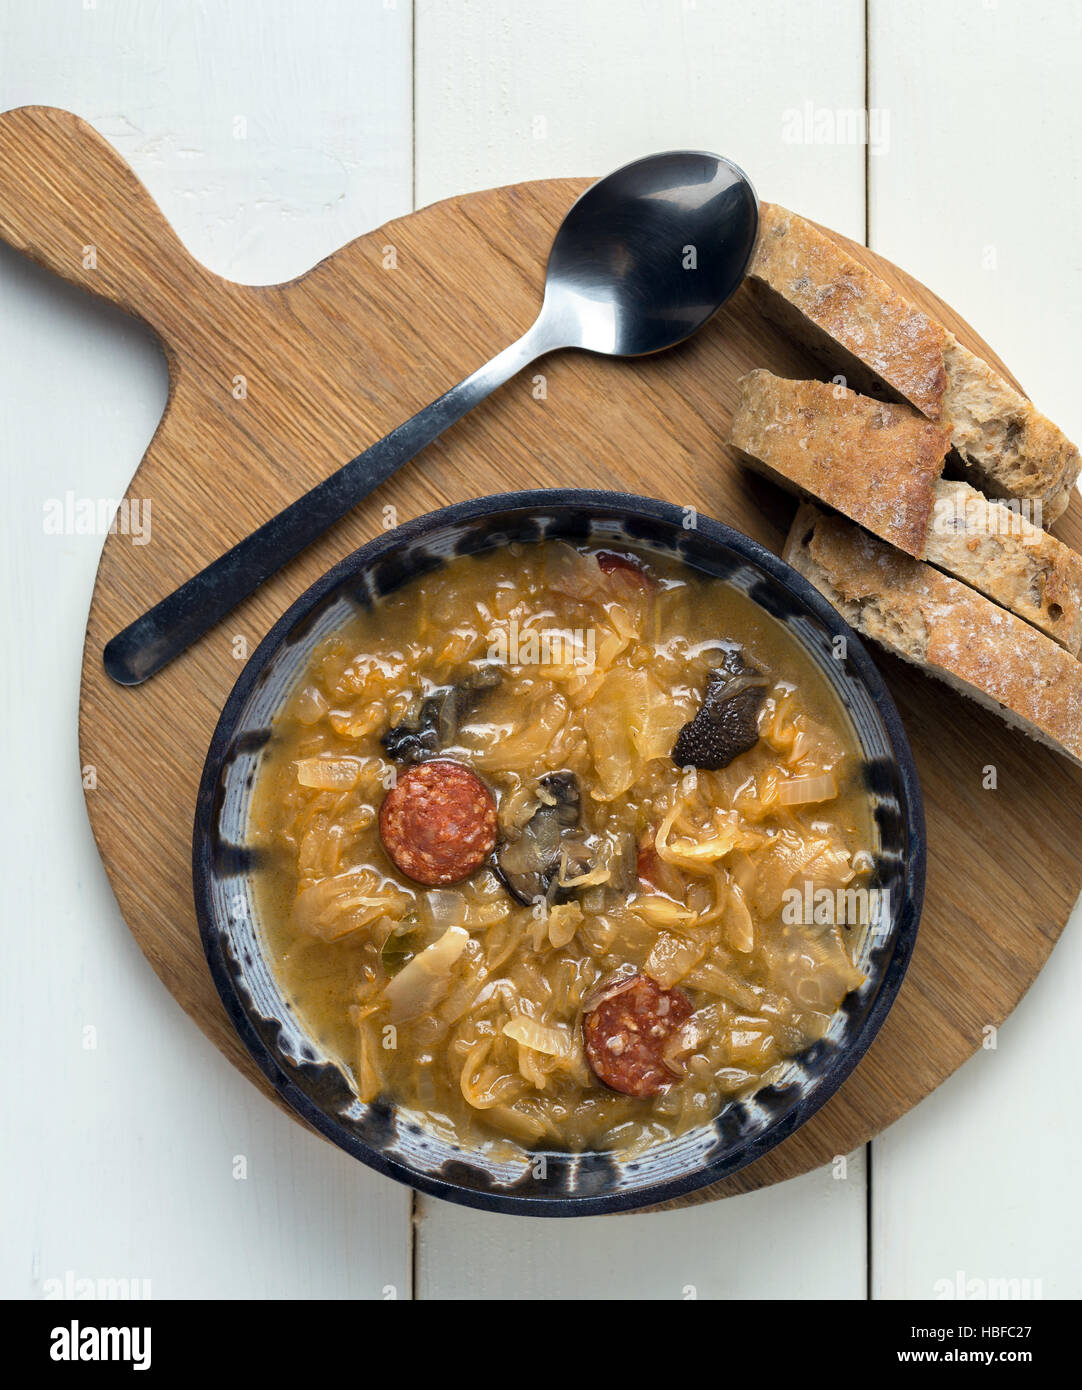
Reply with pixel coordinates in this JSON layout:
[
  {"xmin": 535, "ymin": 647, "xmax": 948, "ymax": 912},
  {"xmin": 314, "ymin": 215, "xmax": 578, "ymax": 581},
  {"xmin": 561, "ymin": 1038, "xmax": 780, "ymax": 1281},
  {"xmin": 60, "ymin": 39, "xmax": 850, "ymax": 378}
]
[
  {"xmin": 423, "ymin": 890, "xmax": 463, "ymax": 927},
  {"xmin": 555, "ymin": 848, "xmax": 609, "ymax": 890},
  {"xmin": 662, "ymin": 1006, "xmax": 717, "ymax": 1063},
  {"xmin": 294, "ymin": 756, "xmax": 360, "ymax": 790},
  {"xmin": 724, "ymin": 881, "xmax": 755, "ymax": 954},
  {"xmin": 777, "ymin": 772, "xmax": 838, "ymax": 806},
  {"xmin": 502, "ymin": 1015, "xmax": 574, "ymax": 1058},
  {"xmin": 294, "ymin": 684, "xmax": 329, "ymax": 726},
  {"xmin": 683, "ymin": 960, "xmax": 762, "ymax": 1011},
  {"xmin": 543, "ymin": 541, "xmax": 610, "ymax": 601},
  {"xmin": 644, "ymin": 932, "xmax": 707, "ymax": 988},
  {"xmin": 383, "ymin": 925, "xmax": 469, "ymax": 1023},
  {"xmin": 545, "ymin": 901, "xmax": 583, "ymax": 949},
  {"xmin": 632, "ymin": 895, "xmax": 694, "ymax": 926},
  {"xmin": 728, "ymin": 1028, "xmax": 770, "ymax": 1063},
  {"xmin": 486, "ymin": 1103, "xmax": 548, "ymax": 1143}
]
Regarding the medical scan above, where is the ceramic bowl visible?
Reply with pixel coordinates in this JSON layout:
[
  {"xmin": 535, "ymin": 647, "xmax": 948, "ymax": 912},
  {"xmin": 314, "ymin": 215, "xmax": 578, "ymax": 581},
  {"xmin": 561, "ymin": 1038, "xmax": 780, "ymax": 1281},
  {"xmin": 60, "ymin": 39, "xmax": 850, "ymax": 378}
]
[{"xmin": 193, "ymin": 489, "xmax": 925, "ymax": 1215}]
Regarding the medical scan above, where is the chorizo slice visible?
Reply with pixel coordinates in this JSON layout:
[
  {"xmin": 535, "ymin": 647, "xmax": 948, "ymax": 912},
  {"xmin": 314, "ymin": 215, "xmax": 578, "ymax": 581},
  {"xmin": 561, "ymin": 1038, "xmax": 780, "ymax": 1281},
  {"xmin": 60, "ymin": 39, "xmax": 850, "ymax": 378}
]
[
  {"xmin": 595, "ymin": 549, "xmax": 655, "ymax": 590},
  {"xmin": 582, "ymin": 973, "xmax": 693, "ymax": 1097},
  {"xmin": 636, "ymin": 834, "xmax": 686, "ymax": 899},
  {"xmin": 379, "ymin": 759, "xmax": 497, "ymax": 886}
]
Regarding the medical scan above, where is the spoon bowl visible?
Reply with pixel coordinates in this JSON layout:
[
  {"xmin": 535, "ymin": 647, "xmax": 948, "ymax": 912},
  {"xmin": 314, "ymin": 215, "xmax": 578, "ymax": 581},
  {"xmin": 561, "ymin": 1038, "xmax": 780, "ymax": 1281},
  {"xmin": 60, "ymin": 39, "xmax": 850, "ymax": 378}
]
[{"xmin": 539, "ymin": 150, "xmax": 758, "ymax": 356}]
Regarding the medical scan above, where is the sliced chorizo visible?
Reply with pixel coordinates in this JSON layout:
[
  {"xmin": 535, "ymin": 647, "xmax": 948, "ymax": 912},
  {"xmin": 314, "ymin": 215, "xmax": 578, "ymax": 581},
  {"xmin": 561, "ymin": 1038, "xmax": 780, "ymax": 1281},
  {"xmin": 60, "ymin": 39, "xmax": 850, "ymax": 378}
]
[
  {"xmin": 379, "ymin": 759, "xmax": 497, "ymax": 886},
  {"xmin": 595, "ymin": 549, "xmax": 655, "ymax": 590},
  {"xmin": 582, "ymin": 973, "xmax": 693, "ymax": 1097},
  {"xmin": 636, "ymin": 835, "xmax": 685, "ymax": 900}
]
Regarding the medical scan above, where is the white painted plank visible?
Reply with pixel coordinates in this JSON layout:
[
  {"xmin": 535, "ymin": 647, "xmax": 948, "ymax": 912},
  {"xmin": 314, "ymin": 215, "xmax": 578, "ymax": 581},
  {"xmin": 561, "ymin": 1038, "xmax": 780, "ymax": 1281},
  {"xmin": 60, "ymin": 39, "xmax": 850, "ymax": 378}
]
[
  {"xmin": 0, "ymin": 247, "xmax": 412, "ymax": 1300},
  {"xmin": 0, "ymin": 0, "xmax": 413, "ymax": 1298},
  {"xmin": 418, "ymin": 1152, "xmax": 866, "ymax": 1300},
  {"xmin": 869, "ymin": 0, "xmax": 1082, "ymax": 1298},
  {"xmin": 416, "ymin": 0, "xmax": 868, "ymax": 240},
  {"xmin": 413, "ymin": 0, "xmax": 869, "ymax": 1296},
  {"xmin": 0, "ymin": 0, "xmax": 414, "ymax": 284},
  {"xmin": 871, "ymin": 897, "xmax": 1082, "ymax": 1300}
]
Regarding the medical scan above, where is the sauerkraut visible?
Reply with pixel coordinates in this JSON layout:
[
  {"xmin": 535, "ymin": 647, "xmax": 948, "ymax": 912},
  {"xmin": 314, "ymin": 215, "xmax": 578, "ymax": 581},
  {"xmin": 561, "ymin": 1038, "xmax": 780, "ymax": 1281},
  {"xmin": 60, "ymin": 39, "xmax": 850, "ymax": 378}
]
[{"xmin": 250, "ymin": 542, "xmax": 876, "ymax": 1155}]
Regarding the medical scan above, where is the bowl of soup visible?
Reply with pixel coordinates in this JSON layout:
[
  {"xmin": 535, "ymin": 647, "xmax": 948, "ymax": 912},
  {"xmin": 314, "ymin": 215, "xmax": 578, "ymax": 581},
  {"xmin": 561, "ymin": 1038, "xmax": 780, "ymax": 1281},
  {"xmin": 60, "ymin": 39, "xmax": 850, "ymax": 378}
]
[{"xmin": 193, "ymin": 489, "xmax": 924, "ymax": 1214}]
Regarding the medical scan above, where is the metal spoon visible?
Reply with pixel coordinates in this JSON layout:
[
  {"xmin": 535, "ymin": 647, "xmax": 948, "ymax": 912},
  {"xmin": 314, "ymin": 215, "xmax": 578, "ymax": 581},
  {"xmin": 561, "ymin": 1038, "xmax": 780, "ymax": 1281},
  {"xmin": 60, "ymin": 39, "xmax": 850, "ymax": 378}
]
[{"xmin": 104, "ymin": 149, "xmax": 758, "ymax": 685}]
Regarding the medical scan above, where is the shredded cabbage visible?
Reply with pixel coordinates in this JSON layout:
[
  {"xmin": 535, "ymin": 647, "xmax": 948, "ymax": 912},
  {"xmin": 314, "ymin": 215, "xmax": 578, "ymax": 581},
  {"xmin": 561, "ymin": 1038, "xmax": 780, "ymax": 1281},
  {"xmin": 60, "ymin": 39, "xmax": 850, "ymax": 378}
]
[{"xmin": 293, "ymin": 868, "xmax": 411, "ymax": 942}]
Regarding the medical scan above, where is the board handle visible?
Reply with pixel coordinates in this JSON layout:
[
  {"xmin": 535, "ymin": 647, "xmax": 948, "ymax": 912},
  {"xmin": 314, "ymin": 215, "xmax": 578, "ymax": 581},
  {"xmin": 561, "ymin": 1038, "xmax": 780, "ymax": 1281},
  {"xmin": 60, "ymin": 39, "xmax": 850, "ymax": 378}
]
[{"xmin": 0, "ymin": 105, "xmax": 219, "ymax": 333}]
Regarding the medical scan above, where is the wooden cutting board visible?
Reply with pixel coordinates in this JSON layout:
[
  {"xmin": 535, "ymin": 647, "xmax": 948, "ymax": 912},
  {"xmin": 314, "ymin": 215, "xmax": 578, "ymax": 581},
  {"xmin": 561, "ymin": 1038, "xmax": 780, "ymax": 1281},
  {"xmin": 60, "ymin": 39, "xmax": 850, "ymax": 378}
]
[{"xmin": 3, "ymin": 104, "xmax": 1079, "ymax": 1211}]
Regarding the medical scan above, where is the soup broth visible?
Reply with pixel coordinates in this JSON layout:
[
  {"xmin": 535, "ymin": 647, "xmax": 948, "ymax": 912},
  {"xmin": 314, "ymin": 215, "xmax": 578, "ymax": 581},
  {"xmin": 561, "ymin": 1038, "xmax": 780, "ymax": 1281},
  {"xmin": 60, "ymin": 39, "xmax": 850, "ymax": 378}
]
[{"xmin": 250, "ymin": 541, "xmax": 876, "ymax": 1155}]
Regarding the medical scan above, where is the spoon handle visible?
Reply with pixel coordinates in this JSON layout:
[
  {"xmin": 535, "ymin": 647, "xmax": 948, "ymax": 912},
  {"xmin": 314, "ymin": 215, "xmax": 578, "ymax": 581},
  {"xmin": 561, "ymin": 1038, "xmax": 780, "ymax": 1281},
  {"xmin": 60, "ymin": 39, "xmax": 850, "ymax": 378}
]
[{"xmin": 103, "ymin": 327, "xmax": 552, "ymax": 685}]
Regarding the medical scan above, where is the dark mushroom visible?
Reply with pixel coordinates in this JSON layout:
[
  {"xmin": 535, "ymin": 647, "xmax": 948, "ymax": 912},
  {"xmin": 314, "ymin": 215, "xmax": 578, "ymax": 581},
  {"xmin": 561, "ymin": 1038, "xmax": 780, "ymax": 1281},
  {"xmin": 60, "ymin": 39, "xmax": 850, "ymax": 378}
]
[
  {"xmin": 671, "ymin": 647, "xmax": 769, "ymax": 771},
  {"xmin": 536, "ymin": 770, "xmax": 581, "ymax": 827},
  {"xmin": 496, "ymin": 771, "xmax": 592, "ymax": 905},
  {"xmin": 381, "ymin": 666, "xmax": 500, "ymax": 763}
]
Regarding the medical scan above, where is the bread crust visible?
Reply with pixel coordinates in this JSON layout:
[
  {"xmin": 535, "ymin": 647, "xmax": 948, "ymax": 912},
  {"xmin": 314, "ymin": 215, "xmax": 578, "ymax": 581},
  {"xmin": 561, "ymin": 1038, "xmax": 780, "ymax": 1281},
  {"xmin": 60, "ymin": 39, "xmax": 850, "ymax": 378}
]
[
  {"xmin": 730, "ymin": 369, "xmax": 1082, "ymax": 654},
  {"xmin": 751, "ymin": 204, "xmax": 949, "ymax": 419},
  {"xmin": 729, "ymin": 369, "xmax": 949, "ymax": 558},
  {"xmin": 927, "ymin": 480, "xmax": 1082, "ymax": 655},
  {"xmin": 784, "ymin": 503, "xmax": 1082, "ymax": 767},
  {"xmin": 940, "ymin": 336, "xmax": 1079, "ymax": 523},
  {"xmin": 751, "ymin": 204, "xmax": 1080, "ymax": 522}
]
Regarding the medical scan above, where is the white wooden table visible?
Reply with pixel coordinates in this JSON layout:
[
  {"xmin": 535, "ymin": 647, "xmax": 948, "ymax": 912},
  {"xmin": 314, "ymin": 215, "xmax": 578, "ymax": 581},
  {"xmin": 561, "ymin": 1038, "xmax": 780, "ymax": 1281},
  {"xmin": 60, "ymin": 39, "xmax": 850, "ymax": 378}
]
[{"xmin": 2, "ymin": 0, "xmax": 1079, "ymax": 1300}]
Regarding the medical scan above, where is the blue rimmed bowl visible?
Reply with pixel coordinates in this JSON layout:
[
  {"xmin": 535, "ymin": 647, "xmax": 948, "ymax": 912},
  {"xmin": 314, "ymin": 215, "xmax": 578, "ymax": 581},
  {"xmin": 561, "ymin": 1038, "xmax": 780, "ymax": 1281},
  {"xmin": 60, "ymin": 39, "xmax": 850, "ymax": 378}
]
[{"xmin": 193, "ymin": 489, "xmax": 925, "ymax": 1215}]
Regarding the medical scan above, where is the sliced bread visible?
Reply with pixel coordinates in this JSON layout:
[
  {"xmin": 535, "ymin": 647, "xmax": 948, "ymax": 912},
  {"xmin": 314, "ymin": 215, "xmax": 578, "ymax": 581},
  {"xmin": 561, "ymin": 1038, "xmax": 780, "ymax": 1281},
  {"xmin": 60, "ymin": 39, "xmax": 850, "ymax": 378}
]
[
  {"xmin": 729, "ymin": 369, "xmax": 950, "ymax": 557},
  {"xmin": 784, "ymin": 502, "xmax": 1082, "ymax": 768},
  {"xmin": 927, "ymin": 480, "xmax": 1082, "ymax": 655},
  {"xmin": 750, "ymin": 203, "xmax": 1080, "ymax": 522},
  {"xmin": 730, "ymin": 369, "xmax": 1082, "ymax": 654}
]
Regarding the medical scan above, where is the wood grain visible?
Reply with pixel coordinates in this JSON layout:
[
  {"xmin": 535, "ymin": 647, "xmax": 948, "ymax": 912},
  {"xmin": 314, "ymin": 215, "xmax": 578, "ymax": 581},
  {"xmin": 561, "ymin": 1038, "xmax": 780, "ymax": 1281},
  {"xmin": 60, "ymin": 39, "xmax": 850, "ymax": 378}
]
[{"xmin": 2, "ymin": 104, "xmax": 1079, "ymax": 1210}]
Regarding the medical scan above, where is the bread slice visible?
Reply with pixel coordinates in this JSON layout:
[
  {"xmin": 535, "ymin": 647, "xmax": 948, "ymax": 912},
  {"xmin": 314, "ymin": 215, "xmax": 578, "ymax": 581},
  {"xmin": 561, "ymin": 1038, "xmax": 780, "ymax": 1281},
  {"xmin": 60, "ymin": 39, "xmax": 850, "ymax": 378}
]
[
  {"xmin": 729, "ymin": 369, "xmax": 950, "ymax": 557},
  {"xmin": 784, "ymin": 503, "xmax": 1082, "ymax": 767},
  {"xmin": 730, "ymin": 370, "xmax": 1082, "ymax": 653},
  {"xmin": 939, "ymin": 337, "xmax": 1079, "ymax": 525},
  {"xmin": 927, "ymin": 480, "xmax": 1082, "ymax": 655},
  {"xmin": 750, "ymin": 203, "xmax": 1080, "ymax": 523}
]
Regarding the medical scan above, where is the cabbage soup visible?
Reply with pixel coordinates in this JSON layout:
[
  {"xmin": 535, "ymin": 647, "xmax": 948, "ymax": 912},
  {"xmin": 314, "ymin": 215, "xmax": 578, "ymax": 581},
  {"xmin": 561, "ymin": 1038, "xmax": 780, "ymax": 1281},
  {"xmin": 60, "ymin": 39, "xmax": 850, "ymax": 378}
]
[{"xmin": 249, "ymin": 540, "xmax": 877, "ymax": 1155}]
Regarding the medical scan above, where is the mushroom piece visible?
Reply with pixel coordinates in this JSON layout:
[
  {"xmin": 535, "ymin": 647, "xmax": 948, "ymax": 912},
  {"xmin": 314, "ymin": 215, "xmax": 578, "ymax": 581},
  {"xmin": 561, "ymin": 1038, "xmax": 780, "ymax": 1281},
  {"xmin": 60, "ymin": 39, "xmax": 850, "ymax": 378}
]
[
  {"xmin": 381, "ymin": 666, "xmax": 500, "ymax": 763},
  {"xmin": 671, "ymin": 646, "xmax": 769, "ymax": 771},
  {"xmin": 496, "ymin": 771, "xmax": 592, "ymax": 906}
]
